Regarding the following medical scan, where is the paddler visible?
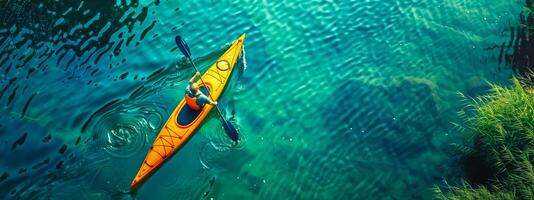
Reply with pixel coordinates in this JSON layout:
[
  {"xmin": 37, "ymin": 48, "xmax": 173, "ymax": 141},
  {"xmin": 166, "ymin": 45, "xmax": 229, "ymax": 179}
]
[{"xmin": 185, "ymin": 72, "xmax": 217, "ymax": 110}]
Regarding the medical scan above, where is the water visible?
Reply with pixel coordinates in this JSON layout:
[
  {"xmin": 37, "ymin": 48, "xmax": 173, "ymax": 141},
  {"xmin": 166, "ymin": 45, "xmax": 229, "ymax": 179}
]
[{"xmin": 0, "ymin": 0, "xmax": 524, "ymax": 199}]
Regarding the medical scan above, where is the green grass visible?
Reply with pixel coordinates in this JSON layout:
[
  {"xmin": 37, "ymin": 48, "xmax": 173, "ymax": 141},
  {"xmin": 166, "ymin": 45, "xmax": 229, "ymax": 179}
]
[
  {"xmin": 435, "ymin": 182, "xmax": 516, "ymax": 200},
  {"xmin": 437, "ymin": 78, "xmax": 534, "ymax": 200}
]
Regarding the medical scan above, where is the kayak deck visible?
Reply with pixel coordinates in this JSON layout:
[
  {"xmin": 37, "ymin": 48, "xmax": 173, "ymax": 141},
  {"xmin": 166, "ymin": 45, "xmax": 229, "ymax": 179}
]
[{"xmin": 130, "ymin": 34, "xmax": 245, "ymax": 190}]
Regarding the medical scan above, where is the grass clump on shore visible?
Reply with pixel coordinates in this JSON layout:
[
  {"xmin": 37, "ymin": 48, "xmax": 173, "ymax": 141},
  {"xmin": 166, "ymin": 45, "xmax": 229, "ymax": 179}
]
[{"xmin": 436, "ymin": 78, "xmax": 534, "ymax": 200}]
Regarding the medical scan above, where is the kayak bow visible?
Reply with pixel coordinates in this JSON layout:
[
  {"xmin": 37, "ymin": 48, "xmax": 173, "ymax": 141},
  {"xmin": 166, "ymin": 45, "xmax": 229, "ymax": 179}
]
[{"xmin": 130, "ymin": 34, "xmax": 245, "ymax": 190}]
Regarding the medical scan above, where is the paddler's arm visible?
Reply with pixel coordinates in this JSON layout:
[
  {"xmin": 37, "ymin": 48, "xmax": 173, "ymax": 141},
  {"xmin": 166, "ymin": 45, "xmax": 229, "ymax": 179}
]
[
  {"xmin": 198, "ymin": 94, "xmax": 217, "ymax": 106},
  {"xmin": 189, "ymin": 72, "xmax": 201, "ymax": 84},
  {"xmin": 208, "ymin": 99, "xmax": 218, "ymax": 105}
]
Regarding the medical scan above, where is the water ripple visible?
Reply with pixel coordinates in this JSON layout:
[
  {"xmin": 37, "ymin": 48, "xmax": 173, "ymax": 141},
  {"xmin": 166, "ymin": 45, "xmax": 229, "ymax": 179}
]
[{"xmin": 91, "ymin": 102, "xmax": 165, "ymax": 158}]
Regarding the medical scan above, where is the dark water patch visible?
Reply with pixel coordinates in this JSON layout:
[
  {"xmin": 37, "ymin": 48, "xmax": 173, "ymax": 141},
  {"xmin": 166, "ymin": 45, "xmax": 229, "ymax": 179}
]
[
  {"xmin": 17, "ymin": 51, "xmax": 35, "ymax": 68},
  {"xmin": 0, "ymin": 77, "xmax": 17, "ymax": 100},
  {"xmin": 94, "ymin": 42, "xmax": 113, "ymax": 64},
  {"xmin": 83, "ymin": 65, "xmax": 93, "ymax": 73},
  {"xmin": 0, "ymin": 57, "xmax": 9, "ymax": 71},
  {"xmin": 126, "ymin": 34, "xmax": 136, "ymax": 46},
  {"xmin": 66, "ymin": 53, "xmax": 76, "ymax": 67},
  {"xmin": 18, "ymin": 169, "xmax": 26, "ymax": 174},
  {"xmin": 44, "ymin": 175, "xmax": 59, "ymax": 187},
  {"xmin": 58, "ymin": 144, "xmax": 67, "ymax": 154},
  {"xmin": 31, "ymin": 157, "xmax": 51, "ymax": 170},
  {"xmin": 140, "ymin": 20, "xmax": 157, "ymax": 40},
  {"xmin": 119, "ymin": 72, "xmax": 129, "ymax": 80},
  {"xmin": 202, "ymin": 190, "xmax": 210, "ymax": 198},
  {"xmin": 37, "ymin": 59, "xmax": 48, "ymax": 71},
  {"xmin": 41, "ymin": 133, "xmax": 52, "ymax": 143},
  {"xmin": 55, "ymin": 50, "xmax": 69, "ymax": 66},
  {"xmin": 200, "ymin": 177, "xmax": 217, "ymax": 199},
  {"xmin": 0, "ymin": 172, "xmax": 8, "ymax": 183},
  {"xmin": 56, "ymin": 160, "xmax": 64, "ymax": 169},
  {"xmin": 21, "ymin": 93, "xmax": 35, "ymax": 118},
  {"xmin": 37, "ymin": 47, "xmax": 50, "ymax": 59},
  {"xmin": 83, "ymin": 65, "xmax": 92, "ymax": 73},
  {"xmin": 0, "ymin": 32, "xmax": 7, "ymax": 45},
  {"xmin": 90, "ymin": 68, "xmax": 99, "ymax": 76},
  {"xmin": 20, "ymin": 50, "xmax": 35, "ymax": 68},
  {"xmin": 74, "ymin": 136, "xmax": 81, "ymax": 145},
  {"xmin": 26, "ymin": 68, "xmax": 36, "ymax": 79},
  {"xmin": 113, "ymin": 39, "xmax": 124, "ymax": 56},
  {"xmin": 209, "ymin": 177, "xmax": 215, "ymax": 187},
  {"xmin": 11, "ymin": 132, "xmax": 27, "ymax": 151}
]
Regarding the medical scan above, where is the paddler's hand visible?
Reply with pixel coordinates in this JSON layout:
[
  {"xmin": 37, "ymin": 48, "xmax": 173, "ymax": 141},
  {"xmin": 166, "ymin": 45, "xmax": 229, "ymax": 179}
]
[
  {"xmin": 195, "ymin": 72, "xmax": 201, "ymax": 77},
  {"xmin": 212, "ymin": 101, "xmax": 218, "ymax": 105}
]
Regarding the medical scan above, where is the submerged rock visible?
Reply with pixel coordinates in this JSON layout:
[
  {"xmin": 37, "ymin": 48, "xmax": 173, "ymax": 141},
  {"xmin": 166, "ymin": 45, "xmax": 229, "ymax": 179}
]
[{"xmin": 320, "ymin": 78, "xmax": 443, "ymax": 160}]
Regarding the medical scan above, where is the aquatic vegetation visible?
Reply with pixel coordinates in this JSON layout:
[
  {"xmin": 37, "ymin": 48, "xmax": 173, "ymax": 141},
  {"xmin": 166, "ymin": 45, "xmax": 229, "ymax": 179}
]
[
  {"xmin": 437, "ymin": 78, "xmax": 534, "ymax": 199},
  {"xmin": 435, "ymin": 182, "xmax": 516, "ymax": 200}
]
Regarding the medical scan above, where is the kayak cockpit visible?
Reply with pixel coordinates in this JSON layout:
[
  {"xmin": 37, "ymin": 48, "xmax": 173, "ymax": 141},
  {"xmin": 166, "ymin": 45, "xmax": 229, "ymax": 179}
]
[{"xmin": 177, "ymin": 85, "xmax": 210, "ymax": 126}]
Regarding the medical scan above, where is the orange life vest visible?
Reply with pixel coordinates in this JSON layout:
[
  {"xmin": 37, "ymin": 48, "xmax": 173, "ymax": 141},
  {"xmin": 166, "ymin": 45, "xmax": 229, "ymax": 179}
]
[{"xmin": 185, "ymin": 93, "xmax": 202, "ymax": 110}]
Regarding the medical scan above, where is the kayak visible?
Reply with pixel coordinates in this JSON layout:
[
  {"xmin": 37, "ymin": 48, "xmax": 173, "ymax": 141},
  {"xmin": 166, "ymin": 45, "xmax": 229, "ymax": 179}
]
[{"xmin": 130, "ymin": 34, "xmax": 246, "ymax": 190}]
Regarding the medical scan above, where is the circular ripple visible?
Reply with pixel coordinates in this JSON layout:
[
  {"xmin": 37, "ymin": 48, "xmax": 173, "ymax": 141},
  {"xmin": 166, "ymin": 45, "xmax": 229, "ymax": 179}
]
[
  {"xmin": 94, "ymin": 113, "xmax": 148, "ymax": 158},
  {"xmin": 92, "ymin": 102, "xmax": 166, "ymax": 158}
]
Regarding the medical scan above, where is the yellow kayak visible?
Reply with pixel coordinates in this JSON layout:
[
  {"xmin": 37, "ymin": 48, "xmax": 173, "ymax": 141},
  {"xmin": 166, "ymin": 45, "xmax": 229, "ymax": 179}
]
[{"xmin": 130, "ymin": 34, "xmax": 245, "ymax": 190}]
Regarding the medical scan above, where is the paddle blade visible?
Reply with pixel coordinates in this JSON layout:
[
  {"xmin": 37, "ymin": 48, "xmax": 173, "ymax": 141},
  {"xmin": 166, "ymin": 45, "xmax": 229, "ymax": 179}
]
[
  {"xmin": 222, "ymin": 119, "xmax": 239, "ymax": 142},
  {"xmin": 175, "ymin": 35, "xmax": 192, "ymax": 58}
]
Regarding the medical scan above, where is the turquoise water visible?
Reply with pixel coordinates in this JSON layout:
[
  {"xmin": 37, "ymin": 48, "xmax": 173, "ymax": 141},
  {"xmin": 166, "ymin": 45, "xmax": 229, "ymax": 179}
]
[{"xmin": 0, "ymin": 0, "xmax": 525, "ymax": 199}]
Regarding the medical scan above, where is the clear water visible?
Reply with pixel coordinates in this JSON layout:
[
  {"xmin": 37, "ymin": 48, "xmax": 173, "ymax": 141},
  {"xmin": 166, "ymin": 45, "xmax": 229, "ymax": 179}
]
[{"xmin": 0, "ymin": 0, "xmax": 524, "ymax": 199}]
